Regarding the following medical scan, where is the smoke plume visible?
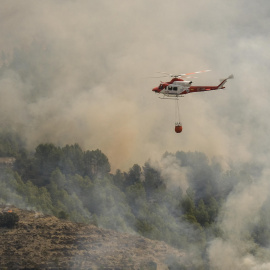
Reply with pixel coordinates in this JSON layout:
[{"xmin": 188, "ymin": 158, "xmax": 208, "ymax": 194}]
[
  {"xmin": 208, "ymin": 170, "xmax": 270, "ymax": 269},
  {"xmin": 1, "ymin": 1, "xmax": 269, "ymax": 171},
  {"xmin": 1, "ymin": 1, "xmax": 270, "ymax": 268}
]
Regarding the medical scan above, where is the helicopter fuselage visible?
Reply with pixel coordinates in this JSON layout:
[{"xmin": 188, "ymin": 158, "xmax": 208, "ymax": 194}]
[
  {"xmin": 152, "ymin": 76, "xmax": 232, "ymax": 97},
  {"xmin": 159, "ymin": 80, "xmax": 192, "ymax": 96}
]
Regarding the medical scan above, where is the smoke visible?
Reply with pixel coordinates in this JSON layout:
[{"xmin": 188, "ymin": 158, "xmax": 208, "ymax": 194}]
[
  {"xmin": 208, "ymin": 169, "xmax": 270, "ymax": 269},
  {"xmin": 1, "ymin": 0, "xmax": 269, "ymax": 172},
  {"xmin": 146, "ymin": 150, "xmax": 270, "ymax": 268},
  {"xmin": 148, "ymin": 153, "xmax": 189, "ymax": 192},
  {"xmin": 1, "ymin": 1, "xmax": 270, "ymax": 268}
]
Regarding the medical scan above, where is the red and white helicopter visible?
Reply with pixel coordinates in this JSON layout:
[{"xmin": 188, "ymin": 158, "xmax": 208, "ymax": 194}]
[
  {"xmin": 152, "ymin": 70, "xmax": 233, "ymax": 98},
  {"xmin": 151, "ymin": 70, "xmax": 233, "ymax": 133}
]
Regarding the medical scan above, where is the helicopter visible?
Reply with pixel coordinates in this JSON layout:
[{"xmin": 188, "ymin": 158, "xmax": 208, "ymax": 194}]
[
  {"xmin": 151, "ymin": 70, "xmax": 233, "ymax": 133},
  {"xmin": 152, "ymin": 70, "xmax": 234, "ymax": 98}
]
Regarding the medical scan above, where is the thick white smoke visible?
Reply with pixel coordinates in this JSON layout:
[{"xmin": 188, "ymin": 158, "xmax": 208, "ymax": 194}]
[
  {"xmin": 208, "ymin": 170, "xmax": 270, "ymax": 269},
  {"xmin": 1, "ymin": 1, "xmax": 270, "ymax": 268},
  {"xmin": 2, "ymin": 0, "xmax": 270, "ymax": 171}
]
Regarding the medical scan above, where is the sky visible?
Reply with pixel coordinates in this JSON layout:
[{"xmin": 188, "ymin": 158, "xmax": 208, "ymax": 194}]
[{"xmin": 0, "ymin": 0, "xmax": 270, "ymax": 172}]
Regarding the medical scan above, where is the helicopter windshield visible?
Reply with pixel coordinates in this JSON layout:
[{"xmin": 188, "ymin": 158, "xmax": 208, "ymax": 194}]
[{"xmin": 159, "ymin": 84, "xmax": 163, "ymax": 90}]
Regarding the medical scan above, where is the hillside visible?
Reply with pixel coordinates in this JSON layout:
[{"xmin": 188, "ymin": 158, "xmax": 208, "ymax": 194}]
[{"xmin": 0, "ymin": 206, "xmax": 186, "ymax": 270}]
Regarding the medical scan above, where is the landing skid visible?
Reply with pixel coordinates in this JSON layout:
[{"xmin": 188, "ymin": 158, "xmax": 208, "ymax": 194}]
[{"xmin": 158, "ymin": 95, "xmax": 184, "ymax": 100}]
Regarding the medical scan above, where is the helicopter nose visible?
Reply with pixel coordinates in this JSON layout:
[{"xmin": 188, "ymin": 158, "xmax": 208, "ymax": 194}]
[{"xmin": 152, "ymin": 87, "xmax": 160, "ymax": 93}]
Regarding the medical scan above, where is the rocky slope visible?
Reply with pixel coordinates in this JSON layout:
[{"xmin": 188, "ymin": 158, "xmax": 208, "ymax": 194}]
[{"xmin": 0, "ymin": 206, "xmax": 186, "ymax": 269}]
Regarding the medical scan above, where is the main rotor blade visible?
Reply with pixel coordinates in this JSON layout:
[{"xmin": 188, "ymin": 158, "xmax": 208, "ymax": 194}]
[
  {"xmin": 180, "ymin": 75, "xmax": 198, "ymax": 79},
  {"xmin": 156, "ymin": 70, "xmax": 211, "ymax": 78},
  {"xmin": 181, "ymin": 70, "xmax": 211, "ymax": 76},
  {"xmin": 148, "ymin": 75, "xmax": 169, "ymax": 78},
  {"xmin": 156, "ymin": 72, "xmax": 173, "ymax": 76}
]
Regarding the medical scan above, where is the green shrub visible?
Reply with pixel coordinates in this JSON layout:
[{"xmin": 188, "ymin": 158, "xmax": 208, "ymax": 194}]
[
  {"xmin": 0, "ymin": 212, "xmax": 19, "ymax": 228},
  {"xmin": 58, "ymin": 210, "xmax": 69, "ymax": 220}
]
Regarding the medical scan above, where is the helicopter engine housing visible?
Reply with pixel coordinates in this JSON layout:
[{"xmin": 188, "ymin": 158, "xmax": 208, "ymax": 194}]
[{"xmin": 173, "ymin": 80, "xmax": 192, "ymax": 86}]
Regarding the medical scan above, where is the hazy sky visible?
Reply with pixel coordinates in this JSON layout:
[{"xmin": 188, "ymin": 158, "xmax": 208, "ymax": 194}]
[{"xmin": 1, "ymin": 0, "xmax": 270, "ymax": 170}]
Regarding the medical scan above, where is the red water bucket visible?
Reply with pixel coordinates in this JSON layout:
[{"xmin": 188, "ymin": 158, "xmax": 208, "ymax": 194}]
[{"xmin": 175, "ymin": 124, "xmax": 182, "ymax": 133}]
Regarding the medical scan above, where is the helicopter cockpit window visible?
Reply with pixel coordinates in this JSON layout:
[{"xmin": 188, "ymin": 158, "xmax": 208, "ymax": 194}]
[
  {"xmin": 168, "ymin": 86, "xmax": 172, "ymax": 90},
  {"xmin": 159, "ymin": 84, "xmax": 163, "ymax": 90}
]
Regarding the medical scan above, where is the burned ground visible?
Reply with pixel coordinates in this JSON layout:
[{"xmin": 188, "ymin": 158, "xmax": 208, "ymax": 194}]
[{"xmin": 0, "ymin": 206, "xmax": 185, "ymax": 270}]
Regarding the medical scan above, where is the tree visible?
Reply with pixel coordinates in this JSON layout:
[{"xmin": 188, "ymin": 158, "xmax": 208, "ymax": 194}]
[
  {"xmin": 143, "ymin": 162, "xmax": 165, "ymax": 196},
  {"xmin": 125, "ymin": 164, "xmax": 142, "ymax": 187},
  {"xmin": 195, "ymin": 199, "xmax": 209, "ymax": 227},
  {"xmin": 113, "ymin": 169, "xmax": 126, "ymax": 190},
  {"xmin": 126, "ymin": 182, "xmax": 147, "ymax": 215},
  {"xmin": 180, "ymin": 188, "xmax": 197, "ymax": 224},
  {"xmin": 60, "ymin": 144, "xmax": 84, "ymax": 175},
  {"xmin": 84, "ymin": 149, "xmax": 110, "ymax": 179},
  {"xmin": 34, "ymin": 143, "xmax": 61, "ymax": 185},
  {"xmin": 50, "ymin": 169, "xmax": 67, "ymax": 190},
  {"xmin": 205, "ymin": 196, "xmax": 219, "ymax": 223},
  {"xmin": 0, "ymin": 131, "xmax": 25, "ymax": 157}
]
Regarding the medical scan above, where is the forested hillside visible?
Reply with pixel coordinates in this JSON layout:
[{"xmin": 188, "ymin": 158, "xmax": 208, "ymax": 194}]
[{"xmin": 0, "ymin": 131, "xmax": 269, "ymax": 268}]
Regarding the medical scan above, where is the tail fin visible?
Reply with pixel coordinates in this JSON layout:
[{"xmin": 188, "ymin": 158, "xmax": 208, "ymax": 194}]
[{"xmin": 218, "ymin": 74, "xmax": 234, "ymax": 88}]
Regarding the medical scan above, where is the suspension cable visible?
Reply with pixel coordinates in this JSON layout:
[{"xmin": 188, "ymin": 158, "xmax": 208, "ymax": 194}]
[{"xmin": 175, "ymin": 99, "xmax": 181, "ymax": 125}]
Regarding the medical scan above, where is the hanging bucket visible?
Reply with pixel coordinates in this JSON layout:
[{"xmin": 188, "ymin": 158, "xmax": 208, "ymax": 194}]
[{"xmin": 175, "ymin": 123, "xmax": 182, "ymax": 133}]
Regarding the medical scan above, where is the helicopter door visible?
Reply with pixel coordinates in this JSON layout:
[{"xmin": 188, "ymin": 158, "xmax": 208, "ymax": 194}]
[{"xmin": 168, "ymin": 86, "xmax": 177, "ymax": 92}]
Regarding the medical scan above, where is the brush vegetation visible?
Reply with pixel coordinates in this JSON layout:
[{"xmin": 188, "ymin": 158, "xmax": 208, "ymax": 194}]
[
  {"xmin": 0, "ymin": 132, "xmax": 269, "ymax": 262},
  {"xmin": 0, "ymin": 211, "xmax": 19, "ymax": 228}
]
